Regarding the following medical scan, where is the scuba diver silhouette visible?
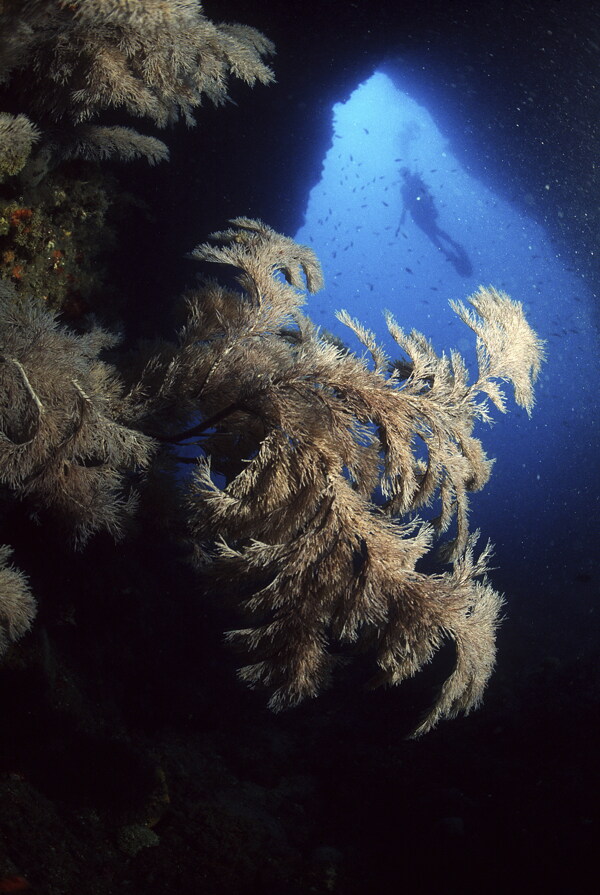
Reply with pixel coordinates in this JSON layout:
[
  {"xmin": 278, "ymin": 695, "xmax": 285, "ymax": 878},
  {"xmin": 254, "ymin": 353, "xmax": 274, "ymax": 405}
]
[{"xmin": 398, "ymin": 168, "xmax": 473, "ymax": 277}]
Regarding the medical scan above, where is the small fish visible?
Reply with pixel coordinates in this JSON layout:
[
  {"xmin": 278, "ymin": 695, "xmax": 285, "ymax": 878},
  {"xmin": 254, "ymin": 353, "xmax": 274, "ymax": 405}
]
[{"xmin": 405, "ymin": 267, "xmax": 413, "ymax": 274}]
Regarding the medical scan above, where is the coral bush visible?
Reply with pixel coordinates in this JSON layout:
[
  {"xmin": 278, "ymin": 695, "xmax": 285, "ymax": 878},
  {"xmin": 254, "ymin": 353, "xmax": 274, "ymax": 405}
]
[
  {"xmin": 0, "ymin": 545, "xmax": 35, "ymax": 658},
  {"xmin": 0, "ymin": 0, "xmax": 275, "ymax": 316},
  {"xmin": 0, "ymin": 0, "xmax": 274, "ymax": 168},
  {"xmin": 0, "ymin": 280, "xmax": 156, "ymax": 544},
  {"xmin": 0, "ymin": 112, "xmax": 40, "ymax": 181},
  {"xmin": 0, "ymin": 220, "xmax": 544, "ymax": 733}
]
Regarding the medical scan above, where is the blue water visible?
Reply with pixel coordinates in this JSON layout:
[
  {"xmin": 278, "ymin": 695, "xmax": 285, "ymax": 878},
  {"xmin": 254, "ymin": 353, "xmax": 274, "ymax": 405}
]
[{"xmin": 295, "ymin": 71, "xmax": 600, "ymax": 656}]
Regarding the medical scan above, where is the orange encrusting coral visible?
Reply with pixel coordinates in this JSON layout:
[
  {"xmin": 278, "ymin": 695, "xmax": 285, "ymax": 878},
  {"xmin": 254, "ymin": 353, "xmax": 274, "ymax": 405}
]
[
  {"xmin": 8, "ymin": 208, "xmax": 33, "ymax": 229},
  {"xmin": 50, "ymin": 248, "xmax": 65, "ymax": 269}
]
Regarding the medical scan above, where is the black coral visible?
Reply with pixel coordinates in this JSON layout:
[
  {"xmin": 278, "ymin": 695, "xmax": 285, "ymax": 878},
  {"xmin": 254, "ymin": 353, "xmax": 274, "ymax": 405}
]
[
  {"xmin": 0, "ymin": 283, "xmax": 155, "ymax": 545},
  {"xmin": 0, "ymin": 217, "xmax": 544, "ymax": 733},
  {"xmin": 0, "ymin": 545, "xmax": 36, "ymax": 658},
  {"xmin": 0, "ymin": 0, "xmax": 274, "ymax": 167},
  {"xmin": 0, "ymin": 112, "xmax": 40, "ymax": 180},
  {"xmin": 175, "ymin": 219, "xmax": 544, "ymax": 734}
]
